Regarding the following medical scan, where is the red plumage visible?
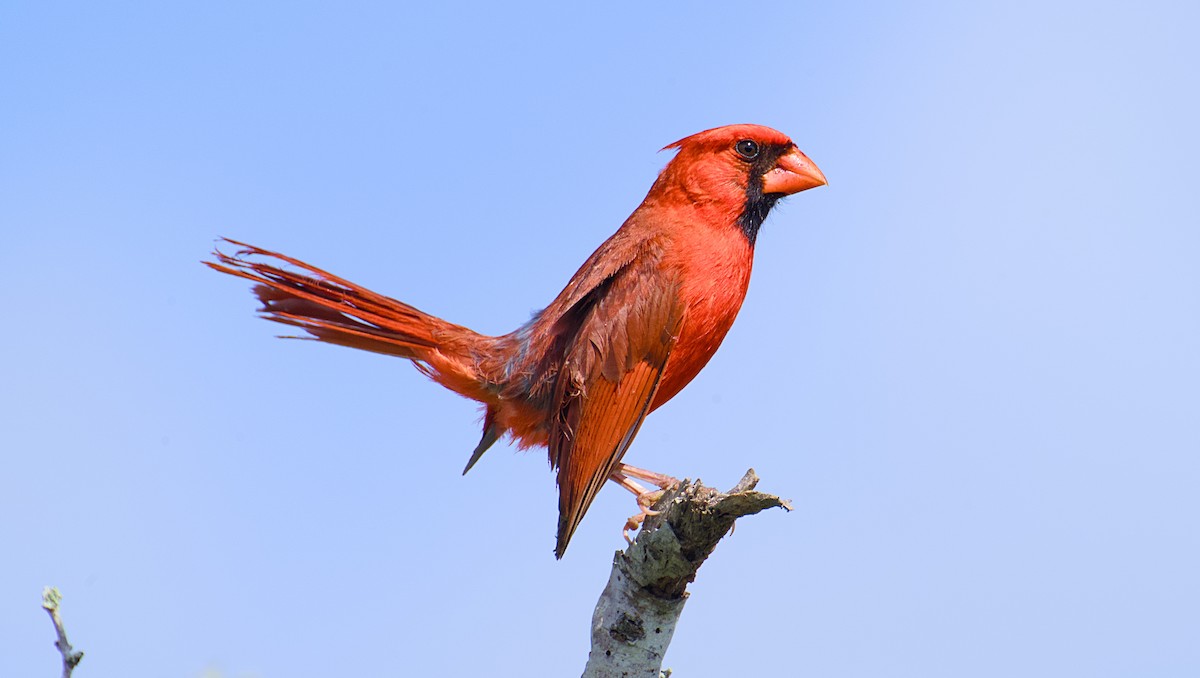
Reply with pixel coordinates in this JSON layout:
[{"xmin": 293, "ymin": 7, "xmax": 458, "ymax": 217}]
[{"xmin": 208, "ymin": 124, "xmax": 826, "ymax": 557}]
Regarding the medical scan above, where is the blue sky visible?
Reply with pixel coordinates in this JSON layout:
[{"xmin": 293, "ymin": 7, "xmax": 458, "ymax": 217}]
[{"xmin": 2, "ymin": 2, "xmax": 1198, "ymax": 676}]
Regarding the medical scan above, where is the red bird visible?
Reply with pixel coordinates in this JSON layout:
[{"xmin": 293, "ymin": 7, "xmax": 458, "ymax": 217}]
[{"xmin": 209, "ymin": 124, "xmax": 826, "ymax": 557}]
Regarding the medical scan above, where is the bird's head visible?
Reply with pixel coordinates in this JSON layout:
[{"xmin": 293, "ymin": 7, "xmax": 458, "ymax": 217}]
[{"xmin": 653, "ymin": 124, "xmax": 826, "ymax": 246}]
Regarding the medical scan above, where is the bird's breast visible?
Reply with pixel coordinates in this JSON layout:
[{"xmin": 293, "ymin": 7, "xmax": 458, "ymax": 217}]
[{"xmin": 651, "ymin": 224, "xmax": 755, "ymax": 408}]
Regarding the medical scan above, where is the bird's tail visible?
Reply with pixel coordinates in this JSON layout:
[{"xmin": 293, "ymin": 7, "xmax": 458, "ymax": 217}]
[{"xmin": 206, "ymin": 239, "xmax": 496, "ymax": 405}]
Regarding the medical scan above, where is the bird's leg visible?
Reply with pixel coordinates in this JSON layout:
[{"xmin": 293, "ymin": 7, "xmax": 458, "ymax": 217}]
[
  {"xmin": 608, "ymin": 466, "xmax": 680, "ymax": 543},
  {"xmin": 614, "ymin": 462, "xmax": 679, "ymax": 489}
]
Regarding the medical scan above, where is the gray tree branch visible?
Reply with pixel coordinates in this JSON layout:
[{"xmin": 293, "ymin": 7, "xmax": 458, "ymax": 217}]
[
  {"xmin": 582, "ymin": 469, "xmax": 792, "ymax": 677},
  {"xmin": 42, "ymin": 587, "xmax": 84, "ymax": 678}
]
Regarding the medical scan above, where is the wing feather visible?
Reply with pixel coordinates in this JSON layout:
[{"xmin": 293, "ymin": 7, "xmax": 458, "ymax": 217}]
[{"xmin": 549, "ymin": 249, "xmax": 683, "ymax": 558}]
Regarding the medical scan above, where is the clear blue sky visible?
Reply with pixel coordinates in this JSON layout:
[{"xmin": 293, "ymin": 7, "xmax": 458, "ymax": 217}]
[{"xmin": 3, "ymin": 2, "xmax": 1198, "ymax": 676}]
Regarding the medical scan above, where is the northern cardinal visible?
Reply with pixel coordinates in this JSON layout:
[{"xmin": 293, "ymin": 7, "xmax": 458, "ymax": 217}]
[{"xmin": 208, "ymin": 124, "xmax": 826, "ymax": 557}]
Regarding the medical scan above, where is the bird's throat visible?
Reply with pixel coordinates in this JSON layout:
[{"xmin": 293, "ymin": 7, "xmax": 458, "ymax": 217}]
[{"xmin": 738, "ymin": 193, "xmax": 782, "ymax": 247}]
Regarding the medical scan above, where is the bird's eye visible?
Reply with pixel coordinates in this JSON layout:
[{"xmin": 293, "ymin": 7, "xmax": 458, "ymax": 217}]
[{"xmin": 735, "ymin": 139, "xmax": 760, "ymax": 160}]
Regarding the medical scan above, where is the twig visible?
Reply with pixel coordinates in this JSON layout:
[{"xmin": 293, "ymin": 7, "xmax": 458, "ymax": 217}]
[
  {"xmin": 581, "ymin": 469, "xmax": 792, "ymax": 677},
  {"xmin": 42, "ymin": 587, "xmax": 84, "ymax": 678}
]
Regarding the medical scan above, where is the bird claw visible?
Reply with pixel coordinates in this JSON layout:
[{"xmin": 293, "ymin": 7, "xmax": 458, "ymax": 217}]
[
  {"xmin": 623, "ymin": 506, "xmax": 661, "ymax": 543},
  {"xmin": 622, "ymin": 489, "xmax": 667, "ymax": 543},
  {"xmin": 609, "ymin": 466, "xmax": 678, "ymax": 544}
]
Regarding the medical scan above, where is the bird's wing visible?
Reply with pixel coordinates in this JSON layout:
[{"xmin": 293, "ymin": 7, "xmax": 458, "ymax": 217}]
[{"xmin": 548, "ymin": 246, "xmax": 684, "ymax": 558}]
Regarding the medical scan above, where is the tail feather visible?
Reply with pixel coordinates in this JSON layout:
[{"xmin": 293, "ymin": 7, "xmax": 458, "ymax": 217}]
[{"xmin": 206, "ymin": 238, "xmax": 492, "ymax": 398}]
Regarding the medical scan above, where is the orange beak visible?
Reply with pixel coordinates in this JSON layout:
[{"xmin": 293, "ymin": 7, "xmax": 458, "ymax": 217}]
[{"xmin": 762, "ymin": 148, "xmax": 827, "ymax": 195}]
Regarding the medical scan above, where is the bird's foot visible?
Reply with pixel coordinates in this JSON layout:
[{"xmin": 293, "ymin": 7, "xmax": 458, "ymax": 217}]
[
  {"xmin": 623, "ymin": 491, "xmax": 667, "ymax": 543},
  {"xmin": 609, "ymin": 468, "xmax": 676, "ymax": 543}
]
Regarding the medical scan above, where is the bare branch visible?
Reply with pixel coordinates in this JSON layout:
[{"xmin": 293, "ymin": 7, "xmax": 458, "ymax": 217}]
[
  {"xmin": 582, "ymin": 469, "xmax": 792, "ymax": 677},
  {"xmin": 42, "ymin": 587, "xmax": 84, "ymax": 678}
]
